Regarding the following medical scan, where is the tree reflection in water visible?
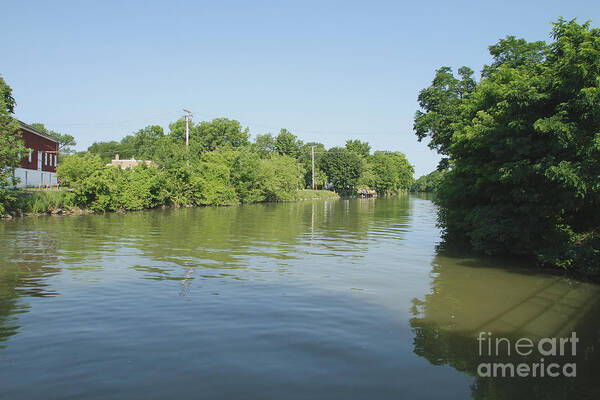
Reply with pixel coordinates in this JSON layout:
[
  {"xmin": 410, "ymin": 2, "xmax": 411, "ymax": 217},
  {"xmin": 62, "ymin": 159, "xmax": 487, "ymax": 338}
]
[
  {"xmin": 0, "ymin": 228, "xmax": 61, "ymax": 348},
  {"xmin": 410, "ymin": 252, "xmax": 600, "ymax": 399}
]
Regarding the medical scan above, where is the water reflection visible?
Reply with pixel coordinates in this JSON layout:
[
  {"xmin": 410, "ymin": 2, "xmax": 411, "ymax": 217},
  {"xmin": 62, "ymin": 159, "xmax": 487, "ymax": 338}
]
[
  {"xmin": 0, "ymin": 225, "xmax": 61, "ymax": 347},
  {"xmin": 0, "ymin": 198, "xmax": 412, "ymax": 342},
  {"xmin": 1, "ymin": 196, "xmax": 599, "ymax": 399},
  {"xmin": 410, "ymin": 252, "xmax": 600, "ymax": 399}
]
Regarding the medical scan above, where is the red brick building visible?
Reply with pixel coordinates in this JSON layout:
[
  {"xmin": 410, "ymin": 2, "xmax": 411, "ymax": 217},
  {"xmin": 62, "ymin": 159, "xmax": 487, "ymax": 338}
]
[{"xmin": 14, "ymin": 121, "xmax": 60, "ymax": 187}]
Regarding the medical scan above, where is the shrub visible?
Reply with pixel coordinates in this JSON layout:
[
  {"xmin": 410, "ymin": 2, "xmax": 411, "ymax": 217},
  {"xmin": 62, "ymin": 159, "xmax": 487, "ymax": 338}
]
[{"xmin": 257, "ymin": 155, "xmax": 303, "ymax": 201}]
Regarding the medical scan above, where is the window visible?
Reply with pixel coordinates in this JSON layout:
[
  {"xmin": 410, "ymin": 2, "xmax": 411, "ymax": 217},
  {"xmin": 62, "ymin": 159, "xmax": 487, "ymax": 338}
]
[
  {"xmin": 44, "ymin": 152, "xmax": 47, "ymax": 166},
  {"xmin": 53, "ymin": 154, "xmax": 57, "ymax": 166},
  {"xmin": 28, "ymin": 152, "xmax": 32, "ymax": 163}
]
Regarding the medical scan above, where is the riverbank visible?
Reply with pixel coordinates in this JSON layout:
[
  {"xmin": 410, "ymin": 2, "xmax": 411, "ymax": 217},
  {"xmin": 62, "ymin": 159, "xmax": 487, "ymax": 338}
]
[
  {"xmin": 296, "ymin": 189, "xmax": 340, "ymax": 201},
  {"xmin": 1, "ymin": 188, "xmax": 340, "ymax": 219}
]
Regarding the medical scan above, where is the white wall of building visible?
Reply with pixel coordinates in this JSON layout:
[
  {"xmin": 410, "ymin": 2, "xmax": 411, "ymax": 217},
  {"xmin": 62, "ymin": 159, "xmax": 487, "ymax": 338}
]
[{"xmin": 14, "ymin": 167, "xmax": 58, "ymax": 188}]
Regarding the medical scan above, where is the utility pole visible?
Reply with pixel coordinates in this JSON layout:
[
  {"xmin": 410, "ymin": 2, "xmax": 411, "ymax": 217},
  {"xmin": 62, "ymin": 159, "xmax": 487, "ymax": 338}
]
[
  {"xmin": 183, "ymin": 109, "xmax": 192, "ymax": 150},
  {"xmin": 311, "ymin": 145, "xmax": 315, "ymax": 190}
]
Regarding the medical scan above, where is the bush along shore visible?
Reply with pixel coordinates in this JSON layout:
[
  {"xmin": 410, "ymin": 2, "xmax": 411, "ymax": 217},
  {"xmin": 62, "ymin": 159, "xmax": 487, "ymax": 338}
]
[
  {"xmin": 2, "ymin": 187, "xmax": 343, "ymax": 218},
  {"xmin": 3, "ymin": 140, "xmax": 412, "ymax": 217},
  {"xmin": 1, "ymin": 150, "xmax": 338, "ymax": 218}
]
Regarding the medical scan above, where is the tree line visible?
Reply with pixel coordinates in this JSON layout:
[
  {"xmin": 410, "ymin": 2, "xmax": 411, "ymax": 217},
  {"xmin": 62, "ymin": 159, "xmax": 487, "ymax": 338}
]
[
  {"xmin": 58, "ymin": 118, "xmax": 414, "ymax": 210},
  {"xmin": 414, "ymin": 18, "xmax": 600, "ymax": 275},
  {"xmin": 0, "ymin": 75, "xmax": 414, "ymax": 214}
]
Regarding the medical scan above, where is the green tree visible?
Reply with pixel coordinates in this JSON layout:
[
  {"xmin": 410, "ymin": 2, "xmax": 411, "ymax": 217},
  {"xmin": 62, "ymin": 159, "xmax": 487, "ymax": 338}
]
[
  {"xmin": 151, "ymin": 136, "xmax": 188, "ymax": 170},
  {"xmin": 411, "ymin": 170, "xmax": 446, "ymax": 193},
  {"xmin": 131, "ymin": 125, "xmax": 164, "ymax": 159},
  {"xmin": 0, "ymin": 77, "xmax": 26, "ymax": 215},
  {"xmin": 56, "ymin": 153, "xmax": 105, "ymax": 183},
  {"xmin": 345, "ymin": 139, "xmax": 371, "ymax": 157},
  {"xmin": 193, "ymin": 151, "xmax": 238, "ymax": 205},
  {"xmin": 319, "ymin": 147, "xmax": 364, "ymax": 196},
  {"xmin": 87, "ymin": 141, "xmax": 122, "ymax": 161},
  {"xmin": 252, "ymin": 133, "xmax": 277, "ymax": 158},
  {"xmin": 275, "ymin": 129, "xmax": 302, "ymax": 156},
  {"xmin": 257, "ymin": 154, "xmax": 304, "ymax": 201},
  {"xmin": 196, "ymin": 118, "xmax": 250, "ymax": 149},
  {"xmin": 414, "ymin": 18, "xmax": 600, "ymax": 274},
  {"xmin": 231, "ymin": 151, "xmax": 264, "ymax": 203},
  {"xmin": 371, "ymin": 151, "xmax": 414, "ymax": 195},
  {"xmin": 414, "ymin": 65, "xmax": 476, "ymax": 169},
  {"xmin": 357, "ymin": 159, "xmax": 377, "ymax": 190}
]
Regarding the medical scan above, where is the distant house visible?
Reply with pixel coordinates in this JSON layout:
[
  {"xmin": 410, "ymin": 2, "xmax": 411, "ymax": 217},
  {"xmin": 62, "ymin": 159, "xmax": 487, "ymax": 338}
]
[
  {"xmin": 107, "ymin": 154, "xmax": 153, "ymax": 169},
  {"xmin": 14, "ymin": 121, "xmax": 59, "ymax": 187}
]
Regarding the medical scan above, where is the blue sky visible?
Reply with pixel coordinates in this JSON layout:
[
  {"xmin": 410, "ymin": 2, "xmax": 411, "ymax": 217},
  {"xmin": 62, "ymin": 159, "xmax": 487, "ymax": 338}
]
[{"xmin": 2, "ymin": 0, "xmax": 599, "ymax": 176}]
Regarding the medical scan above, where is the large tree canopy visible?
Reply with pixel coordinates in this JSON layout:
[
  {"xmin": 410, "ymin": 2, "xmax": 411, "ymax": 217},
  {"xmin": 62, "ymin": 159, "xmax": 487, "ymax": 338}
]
[
  {"xmin": 414, "ymin": 18, "xmax": 600, "ymax": 274},
  {"xmin": 345, "ymin": 139, "xmax": 371, "ymax": 157},
  {"xmin": 319, "ymin": 147, "xmax": 364, "ymax": 196},
  {"xmin": 0, "ymin": 77, "xmax": 26, "ymax": 214},
  {"xmin": 275, "ymin": 129, "xmax": 302, "ymax": 156},
  {"xmin": 195, "ymin": 118, "xmax": 250, "ymax": 149},
  {"xmin": 371, "ymin": 151, "xmax": 414, "ymax": 195}
]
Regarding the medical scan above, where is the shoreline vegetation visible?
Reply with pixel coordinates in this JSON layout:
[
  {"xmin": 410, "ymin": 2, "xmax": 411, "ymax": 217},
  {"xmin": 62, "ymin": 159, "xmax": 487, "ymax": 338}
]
[
  {"xmin": 414, "ymin": 18, "xmax": 600, "ymax": 276},
  {"xmin": 2, "ymin": 75, "xmax": 415, "ymax": 220},
  {"xmin": 1, "ymin": 188, "xmax": 343, "ymax": 219}
]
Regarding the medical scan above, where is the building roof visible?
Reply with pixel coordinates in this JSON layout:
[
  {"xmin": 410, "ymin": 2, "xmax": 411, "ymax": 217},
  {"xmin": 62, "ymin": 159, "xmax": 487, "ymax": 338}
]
[{"xmin": 18, "ymin": 120, "xmax": 60, "ymax": 144}]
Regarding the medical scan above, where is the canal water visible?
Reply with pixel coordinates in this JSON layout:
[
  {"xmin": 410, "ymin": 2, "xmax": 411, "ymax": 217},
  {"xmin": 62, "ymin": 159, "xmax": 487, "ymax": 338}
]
[{"xmin": 1, "ymin": 196, "xmax": 599, "ymax": 399}]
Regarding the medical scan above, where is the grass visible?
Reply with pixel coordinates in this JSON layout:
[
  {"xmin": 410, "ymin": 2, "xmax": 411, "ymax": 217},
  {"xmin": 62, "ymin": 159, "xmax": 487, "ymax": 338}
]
[
  {"xmin": 15, "ymin": 190, "xmax": 77, "ymax": 214},
  {"xmin": 297, "ymin": 189, "xmax": 340, "ymax": 200}
]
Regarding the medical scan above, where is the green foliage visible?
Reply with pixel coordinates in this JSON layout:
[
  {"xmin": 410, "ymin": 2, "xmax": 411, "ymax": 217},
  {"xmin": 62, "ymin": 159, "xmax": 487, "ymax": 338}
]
[
  {"xmin": 297, "ymin": 189, "xmax": 340, "ymax": 200},
  {"xmin": 414, "ymin": 65, "xmax": 476, "ymax": 165},
  {"xmin": 71, "ymin": 166, "xmax": 122, "ymax": 211},
  {"xmin": 231, "ymin": 151, "xmax": 264, "ymax": 203},
  {"xmin": 275, "ymin": 129, "xmax": 302, "ymax": 156},
  {"xmin": 0, "ymin": 86, "xmax": 416, "ymax": 215},
  {"xmin": 370, "ymin": 151, "xmax": 414, "ymax": 195},
  {"xmin": 57, "ymin": 153, "xmax": 105, "ymax": 183},
  {"xmin": 195, "ymin": 118, "xmax": 250, "ymax": 149},
  {"xmin": 414, "ymin": 18, "xmax": 600, "ymax": 275},
  {"xmin": 116, "ymin": 166, "xmax": 164, "ymax": 210},
  {"xmin": 357, "ymin": 159, "xmax": 377, "ymax": 190},
  {"xmin": 345, "ymin": 139, "xmax": 371, "ymax": 157},
  {"xmin": 411, "ymin": 170, "xmax": 446, "ymax": 193},
  {"xmin": 131, "ymin": 125, "xmax": 164, "ymax": 159},
  {"xmin": 87, "ymin": 140, "xmax": 122, "ymax": 161},
  {"xmin": 6, "ymin": 190, "xmax": 76, "ymax": 214},
  {"xmin": 0, "ymin": 76, "xmax": 26, "ymax": 215},
  {"xmin": 28, "ymin": 191, "xmax": 76, "ymax": 213},
  {"xmin": 193, "ymin": 151, "xmax": 238, "ymax": 205},
  {"xmin": 151, "ymin": 136, "xmax": 188, "ymax": 170},
  {"xmin": 252, "ymin": 133, "xmax": 277, "ymax": 158},
  {"xmin": 319, "ymin": 147, "xmax": 364, "ymax": 196},
  {"xmin": 0, "ymin": 76, "xmax": 15, "ymax": 113},
  {"xmin": 88, "ymin": 125, "xmax": 164, "ymax": 161},
  {"xmin": 257, "ymin": 155, "xmax": 304, "ymax": 201}
]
